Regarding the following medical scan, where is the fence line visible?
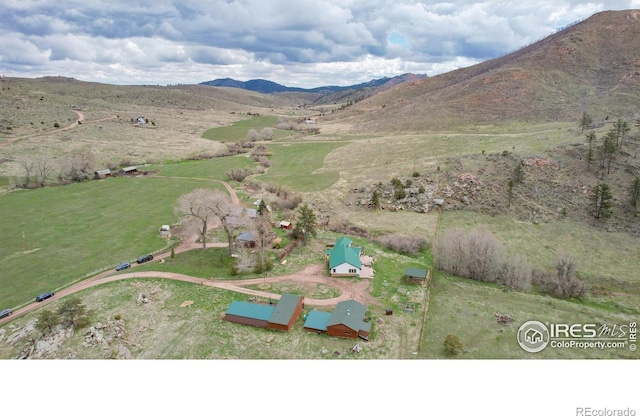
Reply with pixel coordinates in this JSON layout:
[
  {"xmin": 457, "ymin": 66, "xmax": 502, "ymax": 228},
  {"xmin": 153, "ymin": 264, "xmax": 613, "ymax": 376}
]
[{"xmin": 417, "ymin": 208, "xmax": 441, "ymax": 353}]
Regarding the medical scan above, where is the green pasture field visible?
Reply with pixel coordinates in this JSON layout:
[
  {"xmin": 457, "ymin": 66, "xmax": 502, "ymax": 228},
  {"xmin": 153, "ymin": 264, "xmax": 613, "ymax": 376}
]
[
  {"xmin": 151, "ymin": 154, "xmax": 255, "ymax": 180},
  {"xmin": 420, "ymin": 271, "xmax": 637, "ymax": 359},
  {"xmin": 201, "ymin": 115, "xmax": 290, "ymax": 142},
  {"xmin": 259, "ymin": 142, "xmax": 345, "ymax": 192},
  {"xmin": 0, "ymin": 176, "xmax": 230, "ymax": 309}
]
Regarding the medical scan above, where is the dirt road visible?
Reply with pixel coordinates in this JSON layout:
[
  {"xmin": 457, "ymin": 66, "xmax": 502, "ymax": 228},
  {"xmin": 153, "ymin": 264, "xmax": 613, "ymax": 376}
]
[
  {"xmin": 0, "ymin": 110, "xmax": 117, "ymax": 149},
  {"xmin": 2, "ymin": 181, "xmax": 371, "ymax": 324}
]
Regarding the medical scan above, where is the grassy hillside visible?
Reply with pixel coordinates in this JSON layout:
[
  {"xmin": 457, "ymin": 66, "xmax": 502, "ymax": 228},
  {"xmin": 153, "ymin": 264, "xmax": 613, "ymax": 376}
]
[{"xmin": 324, "ymin": 10, "xmax": 640, "ymax": 133}]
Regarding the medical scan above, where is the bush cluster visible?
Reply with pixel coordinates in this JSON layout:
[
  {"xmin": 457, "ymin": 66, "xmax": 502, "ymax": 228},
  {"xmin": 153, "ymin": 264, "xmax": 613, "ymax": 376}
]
[{"xmin": 375, "ymin": 234, "xmax": 428, "ymax": 256}]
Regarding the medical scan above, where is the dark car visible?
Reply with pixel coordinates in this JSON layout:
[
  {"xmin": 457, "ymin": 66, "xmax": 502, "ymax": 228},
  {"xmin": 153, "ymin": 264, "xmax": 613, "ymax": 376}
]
[
  {"xmin": 36, "ymin": 292, "xmax": 55, "ymax": 302},
  {"xmin": 0, "ymin": 309, "xmax": 12, "ymax": 319},
  {"xmin": 136, "ymin": 254, "xmax": 154, "ymax": 264},
  {"xmin": 115, "ymin": 262, "xmax": 131, "ymax": 271}
]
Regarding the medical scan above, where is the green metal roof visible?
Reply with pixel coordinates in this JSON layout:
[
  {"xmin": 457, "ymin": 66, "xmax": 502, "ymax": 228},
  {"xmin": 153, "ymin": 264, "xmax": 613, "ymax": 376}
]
[
  {"xmin": 304, "ymin": 310, "xmax": 332, "ymax": 331},
  {"xmin": 329, "ymin": 244, "xmax": 361, "ymax": 269},
  {"xmin": 269, "ymin": 294, "xmax": 303, "ymax": 325},
  {"xmin": 327, "ymin": 300, "xmax": 367, "ymax": 332},
  {"xmin": 405, "ymin": 267, "xmax": 428, "ymax": 279},
  {"xmin": 335, "ymin": 236, "xmax": 352, "ymax": 247},
  {"xmin": 226, "ymin": 300, "xmax": 275, "ymax": 321}
]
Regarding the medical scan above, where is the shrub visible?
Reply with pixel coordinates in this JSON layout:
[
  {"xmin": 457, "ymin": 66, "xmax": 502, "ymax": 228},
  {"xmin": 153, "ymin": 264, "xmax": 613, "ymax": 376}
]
[
  {"xmin": 394, "ymin": 188, "xmax": 406, "ymax": 200},
  {"xmin": 226, "ymin": 168, "xmax": 253, "ymax": 182},
  {"xmin": 375, "ymin": 234, "xmax": 428, "ymax": 255},
  {"xmin": 328, "ymin": 220, "xmax": 369, "ymax": 237},
  {"xmin": 435, "ymin": 227, "xmax": 505, "ymax": 283},
  {"xmin": 54, "ymin": 122, "xmax": 60, "ymax": 128},
  {"xmin": 443, "ymin": 334, "xmax": 463, "ymax": 355},
  {"xmin": 533, "ymin": 255, "xmax": 588, "ymax": 299}
]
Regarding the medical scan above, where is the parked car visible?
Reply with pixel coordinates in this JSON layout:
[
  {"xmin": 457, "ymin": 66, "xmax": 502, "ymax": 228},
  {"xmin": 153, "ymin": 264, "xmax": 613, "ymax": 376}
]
[
  {"xmin": 36, "ymin": 292, "xmax": 54, "ymax": 302},
  {"xmin": 0, "ymin": 309, "xmax": 12, "ymax": 319},
  {"xmin": 136, "ymin": 254, "xmax": 154, "ymax": 264},
  {"xmin": 115, "ymin": 262, "xmax": 131, "ymax": 271}
]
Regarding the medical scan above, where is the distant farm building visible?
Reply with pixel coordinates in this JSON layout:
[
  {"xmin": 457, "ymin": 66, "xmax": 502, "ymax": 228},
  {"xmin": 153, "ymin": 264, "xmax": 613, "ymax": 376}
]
[
  {"xmin": 304, "ymin": 299, "xmax": 370, "ymax": 340},
  {"xmin": 121, "ymin": 166, "xmax": 138, "ymax": 174},
  {"xmin": 279, "ymin": 220, "xmax": 292, "ymax": 230},
  {"xmin": 404, "ymin": 267, "xmax": 428, "ymax": 285},
  {"xmin": 94, "ymin": 168, "xmax": 111, "ymax": 179},
  {"xmin": 223, "ymin": 294, "xmax": 304, "ymax": 332}
]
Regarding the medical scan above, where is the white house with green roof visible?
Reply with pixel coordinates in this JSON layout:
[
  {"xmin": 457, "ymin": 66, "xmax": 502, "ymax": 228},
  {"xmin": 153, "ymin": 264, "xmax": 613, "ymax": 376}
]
[{"xmin": 326, "ymin": 236, "xmax": 362, "ymax": 277}]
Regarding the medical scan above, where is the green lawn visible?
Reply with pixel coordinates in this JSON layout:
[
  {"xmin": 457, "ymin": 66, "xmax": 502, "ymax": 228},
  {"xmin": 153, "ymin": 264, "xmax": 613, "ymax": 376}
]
[
  {"xmin": 151, "ymin": 154, "xmax": 255, "ymax": 180},
  {"xmin": 420, "ymin": 271, "xmax": 638, "ymax": 359},
  {"xmin": 259, "ymin": 142, "xmax": 345, "ymax": 192},
  {"xmin": 0, "ymin": 176, "xmax": 231, "ymax": 309},
  {"xmin": 201, "ymin": 115, "xmax": 291, "ymax": 142}
]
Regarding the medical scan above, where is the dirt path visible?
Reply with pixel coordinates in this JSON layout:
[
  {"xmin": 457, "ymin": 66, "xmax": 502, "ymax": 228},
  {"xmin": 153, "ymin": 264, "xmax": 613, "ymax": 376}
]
[
  {"xmin": 0, "ymin": 110, "xmax": 117, "ymax": 149},
  {"xmin": 2, "ymin": 180, "xmax": 372, "ymax": 324},
  {"xmin": 6, "ymin": 263, "xmax": 371, "ymax": 323}
]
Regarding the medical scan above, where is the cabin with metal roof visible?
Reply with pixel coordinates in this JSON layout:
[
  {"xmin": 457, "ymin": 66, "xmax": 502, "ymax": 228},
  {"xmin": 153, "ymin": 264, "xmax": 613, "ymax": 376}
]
[
  {"xmin": 404, "ymin": 267, "xmax": 429, "ymax": 285},
  {"xmin": 224, "ymin": 301, "xmax": 275, "ymax": 328},
  {"xmin": 326, "ymin": 236, "xmax": 362, "ymax": 277},
  {"xmin": 326, "ymin": 300, "xmax": 371, "ymax": 340},
  {"xmin": 268, "ymin": 294, "xmax": 304, "ymax": 331},
  {"xmin": 223, "ymin": 294, "xmax": 304, "ymax": 332}
]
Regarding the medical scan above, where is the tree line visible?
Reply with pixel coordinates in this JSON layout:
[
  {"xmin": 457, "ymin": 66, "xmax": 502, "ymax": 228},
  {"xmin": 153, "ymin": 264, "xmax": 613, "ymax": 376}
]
[{"xmin": 580, "ymin": 113, "xmax": 640, "ymax": 218}]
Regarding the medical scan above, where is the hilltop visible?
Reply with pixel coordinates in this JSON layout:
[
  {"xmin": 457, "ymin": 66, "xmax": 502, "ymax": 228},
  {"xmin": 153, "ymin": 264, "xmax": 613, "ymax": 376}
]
[{"xmin": 324, "ymin": 10, "xmax": 640, "ymax": 133}]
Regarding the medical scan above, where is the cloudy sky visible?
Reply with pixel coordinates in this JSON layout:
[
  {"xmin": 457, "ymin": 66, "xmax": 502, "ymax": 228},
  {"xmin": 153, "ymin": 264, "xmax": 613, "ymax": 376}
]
[{"xmin": 1, "ymin": 1, "xmax": 639, "ymax": 88}]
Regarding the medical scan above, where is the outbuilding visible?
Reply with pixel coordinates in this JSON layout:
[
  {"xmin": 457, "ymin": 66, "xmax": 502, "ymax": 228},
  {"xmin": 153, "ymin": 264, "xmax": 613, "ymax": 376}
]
[
  {"xmin": 404, "ymin": 267, "xmax": 429, "ymax": 285},
  {"xmin": 326, "ymin": 300, "xmax": 371, "ymax": 340},
  {"xmin": 94, "ymin": 168, "xmax": 112, "ymax": 179},
  {"xmin": 267, "ymin": 294, "xmax": 304, "ymax": 331},
  {"xmin": 279, "ymin": 221, "xmax": 292, "ymax": 230}
]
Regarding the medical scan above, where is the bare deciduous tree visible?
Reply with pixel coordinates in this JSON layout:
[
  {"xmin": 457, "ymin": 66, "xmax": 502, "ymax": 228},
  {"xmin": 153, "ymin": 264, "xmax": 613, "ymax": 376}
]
[
  {"xmin": 17, "ymin": 156, "xmax": 37, "ymax": 187},
  {"xmin": 175, "ymin": 188, "xmax": 219, "ymax": 250},
  {"xmin": 210, "ymin": 194, "xmax": 248, "ymax": 255},
  {"xmin": 499, "ymin": 254, "xmax": 532, "ymax": 291},
  {"xmin": 62, "ymin": 151, "xmax": 95, "ymax": 182},
  {"xmin": 35, "ymin": 156, "xmax": 55, "ymax": 187},
  {"xmin": 259, "ymin": 127, "xmax": 273, "ymax": 140},
  {"xmin": 247, "ymin": 129, "xmax": 258, "ymax": 141},
  {"xmin": 464, "ymin": 227, "xmax": 505, "ymax": 283},
  {"xmin": 251, "ymin": 210, "xmax": 275, "ymax": 266},
  {"xmin": 234, "ymin": 248, "xmax": 257, "ymax": 273}
]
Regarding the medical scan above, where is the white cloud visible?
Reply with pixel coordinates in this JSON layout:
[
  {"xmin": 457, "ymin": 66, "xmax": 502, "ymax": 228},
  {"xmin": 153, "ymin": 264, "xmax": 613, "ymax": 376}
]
[{"xmin": 0, "ymin": 0, "xmax": 638, "ymax": 87}]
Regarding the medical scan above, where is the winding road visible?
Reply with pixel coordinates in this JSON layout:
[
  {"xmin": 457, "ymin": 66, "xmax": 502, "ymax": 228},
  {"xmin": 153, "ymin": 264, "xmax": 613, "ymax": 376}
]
[{"xmin": 1, "ymin": 178, "xmax": 371, "ymax": 324}]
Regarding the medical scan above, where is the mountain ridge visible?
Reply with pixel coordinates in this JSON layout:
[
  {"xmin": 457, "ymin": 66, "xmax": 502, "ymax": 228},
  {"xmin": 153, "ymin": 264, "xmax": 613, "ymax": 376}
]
[{"xmin": 200, "ymin": 73, "xmax": 428, "ymax": 94}]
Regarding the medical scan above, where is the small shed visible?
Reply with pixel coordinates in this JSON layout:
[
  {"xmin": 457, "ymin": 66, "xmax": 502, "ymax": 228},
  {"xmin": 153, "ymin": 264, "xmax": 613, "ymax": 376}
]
[
  {"xmin": 121, "ymin": 166, "xmax": 138, "ymax": 174},
  {"xmin": 404, "ymin": 267, "xmax": 428, "ymax": 285},
  {"xmin": 159, "ymin": 225, "xmax": 171, "ymax": 239},
  {"xmin": 236, "ymin": 230, "xmax": 257, "ymax": 248},
  {"xmin": 279, "ymin": 221, "xmax": 292, "ymax": 230},
  {"xmin": 94, "ymin": 168, "xmax": 111, "ymax": 179}
]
